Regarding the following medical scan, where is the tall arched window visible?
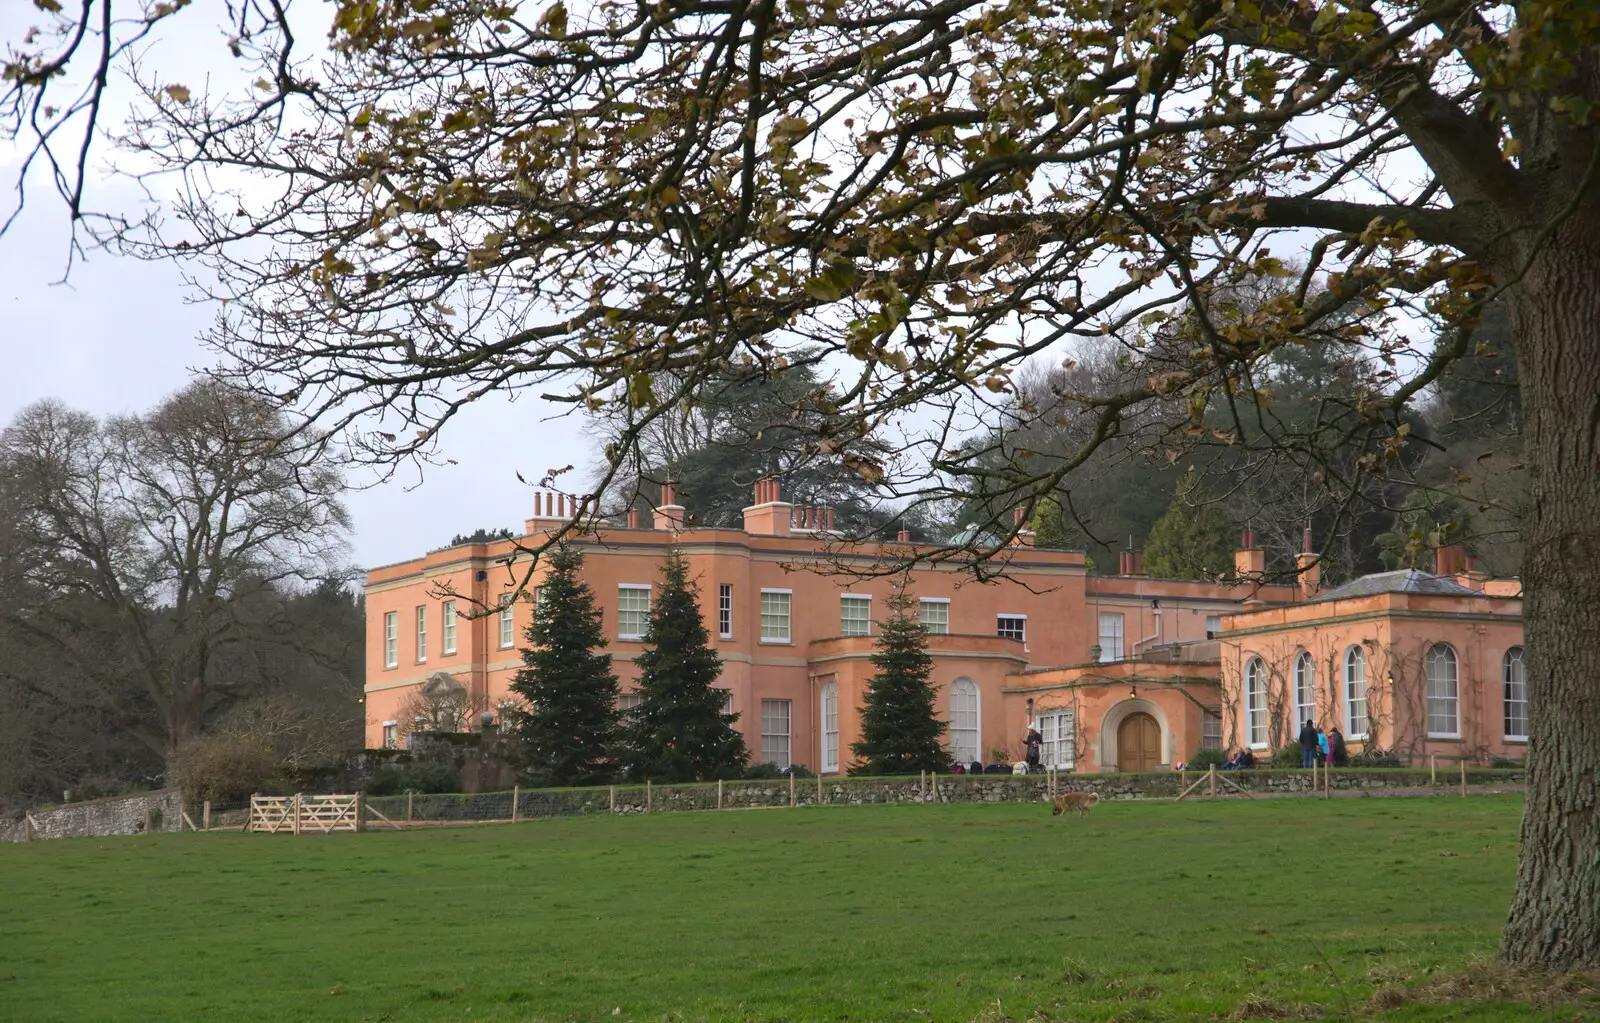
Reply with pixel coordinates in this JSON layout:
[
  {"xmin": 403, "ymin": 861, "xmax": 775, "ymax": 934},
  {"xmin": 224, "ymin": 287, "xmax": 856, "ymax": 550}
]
[
  {"xmin": 949, "ymin": 678, "xmax": 981, "ymax": 766},
  {"xmin": 1294, "ymin": 651, "xmax": 1316, "ymax": 729},
  {"xmin": 820, "ymin": 681, "xmax": 840, "ymax": 773},
  {"xmin": 1503, "ymin": 648, "xmax": 1527, "ymax": 741},
  {"xmin": 1343, "ymin": 646, "xmax": 1368, "ymax": 740},
  {"xmin": 1245, "ymin": 658, "xmax": 1268, "ymax": 749},
  {"xmin": 1426, "ymin": 643, "xmax": 1459, "ymax": 738}
]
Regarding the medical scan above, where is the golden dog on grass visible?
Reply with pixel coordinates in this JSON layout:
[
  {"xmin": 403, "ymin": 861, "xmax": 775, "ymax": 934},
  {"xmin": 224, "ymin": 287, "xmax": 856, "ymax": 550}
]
[{"xmin": 1051, "ymin": 791, "xmax": 1100, "ymax": 816}]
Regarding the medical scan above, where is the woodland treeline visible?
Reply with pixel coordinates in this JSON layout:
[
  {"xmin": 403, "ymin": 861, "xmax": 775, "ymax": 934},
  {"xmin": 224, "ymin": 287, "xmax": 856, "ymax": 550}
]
[{"xmin": 0, "ymin": 382, "xmax": 364, "ymax": 810}]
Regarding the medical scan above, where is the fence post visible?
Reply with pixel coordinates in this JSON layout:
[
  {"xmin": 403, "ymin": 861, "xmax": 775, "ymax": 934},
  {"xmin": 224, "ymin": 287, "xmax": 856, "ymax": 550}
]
[
  {"xmin": 355, "ymin": 792, "xmax": 366, "ymax": 833},
  {"xmin": 406, "ymin": 791, "xmax": 414, "ymax": 825},
  {"xmin": 1325, "ymin": 760, "xmax": 1332, "ymax": 798},
  {"xmin": 23, "ymin": 814, "xmax": 32, "ymax": 842},
  {"xmin": 202, "ymin": 800, "xmax": 211, "ymax": 832},
  {"xmin": 816, "ymin": 773, "xmax": 823, "ymax": 804},
  {"xmin": 646, "ymin": 779, "xmax": 653, "ymax": 813},
  {"xmin": 291, "ymin": 793, "xmax": 302, "ymax": 836},
  {"xmin": 246, "ymin": 793, "xmax": 258, "ymax": 832},
  {"xmin": 512, "ymin": 785, "xmax": 520, "ymax": 823},
  {"xmin": 1430, "ymin": 753, "xmax": 1437, "ymax": 786},
  {"xmin": 1208, "ymin": 764, "xmax": 1217, "ymax": 798},
  {"xmin": 1460, "ymin": 759, "xmax": 1467, "ymax": 797},
  {"xmin": 610, "ymin": 785, "xmax": 617, "ymax": 813},
  {"xmin": 790, "ymin": 772, "xmax": 797, "ymax": 807},
  {"xmin": 717, "ymin": 779, "xmax": 723, "ymax": 810}
]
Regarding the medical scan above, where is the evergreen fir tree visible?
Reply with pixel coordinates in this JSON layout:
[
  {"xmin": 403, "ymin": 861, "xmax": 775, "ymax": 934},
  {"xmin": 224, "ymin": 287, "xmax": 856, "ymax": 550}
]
[
  {"xmin": 505, "ymin": 543, "xmax": 620, "ymax": 785},
  {"xmin": 1028, "ymin": 495, "xmax": 1072, "ymax": 550},
  {"xmin": 621, "ymin": 550, "xmax": 748, "ymax": 782},
  {"xmin": 1143, "ymin": 471, "xmax": 1235, "ymax": 580},
  {"xmin": 850, "ymin": 586, "xmax": 949, "ymax": 775}
]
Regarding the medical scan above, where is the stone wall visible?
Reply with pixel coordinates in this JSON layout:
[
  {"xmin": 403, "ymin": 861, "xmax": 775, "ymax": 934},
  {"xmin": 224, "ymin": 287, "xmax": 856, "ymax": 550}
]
[
  {"xmin": 364, "ymin": 768, "xmax": 1524, "ymax": 823},
  {"xmin": 0, "ymin": 790, "xmax": 183, "ymax": 843}
]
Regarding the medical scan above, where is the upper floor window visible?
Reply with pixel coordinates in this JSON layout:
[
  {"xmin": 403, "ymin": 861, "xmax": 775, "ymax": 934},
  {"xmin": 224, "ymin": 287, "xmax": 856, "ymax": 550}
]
[
  {"xmin": 1294, "ymin": 651, "xmax": 1316, "ymax": 727},
  {"xmin": 383, "ymin": 611, "xmax": 398, "ymax": 669},
  {"xmin": 919, "ymin": 598, "xmax": 950, "ymax": 635},
  {"xmin": 840, "ymin": 595, "xmax": 871, "ymax": 637},
  {"xmin": 1503, "ymin": 647, "xmax": 1528, "ymax": 741},
  {"xmin": 1344, "ymin": 646, "xmax": 1368, "ymax": 740},
  {"xmin": 498, "ymin": 593, "xmax": 515, "ymax": 649},
  {"xmin": 1098, "ymin": 612, "xmax": 1125, "ymax": 662},
  {"xmin": 718, "ymin": 584, "xmax": 733, "ymax": 639},
  {"xmin": 618, "ymin": 584, "xmax": 651, "ymax": 641},
  {"xmin": 442, "ymin": 600, "xmax": 457, "ymax": 655},
  {"xmin": 760, "ymin": 589, "xmax": 792, "ymax": 642},
  {"xmin": 1205, "ymin": 614, "xmax": 1221, "ymax": 640},
  {"xmin": 997, "ymin": 615, "xmax": 1026, "ymax": 642},
  {"xmin": 619, "ymin": 692, "xmax": 643, "ymax": 720},
  {"xmin": 1245, "ymin": 657, "xmax": 1268, "ymax": 748},
  {"xmin": 1426, "ymin": 643, "xmax": 1460, "ymax": 738},
  {"xmin": 415, "ymin": 605, "xmax": 428, "ymax": 662}
]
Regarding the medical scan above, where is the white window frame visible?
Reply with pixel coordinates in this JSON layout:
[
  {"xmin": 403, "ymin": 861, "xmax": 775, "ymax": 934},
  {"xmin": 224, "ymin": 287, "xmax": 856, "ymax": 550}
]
[
  {"xmin": 383, "ymin": 611, "xmax": 398, "ymax": 669},
  {"xmin": 619, "ymin": 692, "xmax": 643, "ymax": 719},
  {"xmin": 442, "ymin": 599, "xmax": 458, "ymax": 655},
  {"xmin": 498, "ymin": 594, "xmax": 515, "ymax": 649},
  {"xmin": 1037, "ymin": 709, "xmax": 1075, "ymax": 770},
  {"xmin": 1245, "ymin": 657, "xmax": 1268, "ymax": 749},
  {"xmin": 1425, "ymin": 643, "xmax": 1460, "ymax": 739},
  {"xmin": 840, "ymin": 594, "xmax": 872, "ymax": 637},
  {"xmin": 617, "ymin": 583, "xmax": 652, "ymax": 641},
  {"xmin": 1343, "ymin": 646, "xmax": 1368, "ymax": 740},
  {"xmin": 997, "ymin": 614, "xmax": 1026, "ymax": 642},
  {"xmin": 820, "ymin": 681, "xmax": 840, "ymax": 773},
  {"xmin": 381, "ymin": 720, "xmax": 398, "ymax": 749},
  {"xmin": 761, "ymin": 699, "xmax": 792, "ymax": 769},
  {"xmin": 1294, "ymin": 650, "xmax": 1316, "ymax": 728},
  {"xmin": 760, "ymin": 588, "xmax": 792, "ymax": 643},
  {"xmin": 1202, "ymin": 706, "xmax": 1223, "ymax": 751},
  {"xmin": 1503, "ymin": 647, "xmax": 1528, "ymax": 741},
  {"xmin": 415, "ymin": 605, "xmax": 428, "ymax": 663},
  {"xmin": 919, "ymin": 597, "xmax": 951, "ymax": 635},
  {"xmin": 718, "ymin": 583, "xmax": 733, "ymax": 639},
  {"xmin": 1205, "ymin": 614, "xmax": 1221, "ymax": 640},
  {"xmin": 1098, "ymin": 612, "xmax": 1125, "ymax": 662},
  {"xmin": 948, "ymin": 677, "xmax": 981, "ymax": 766}
]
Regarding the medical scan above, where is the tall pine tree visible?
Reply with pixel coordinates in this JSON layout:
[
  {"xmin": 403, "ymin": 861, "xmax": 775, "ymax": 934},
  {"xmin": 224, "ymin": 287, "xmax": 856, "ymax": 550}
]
[
  {"xmin": 621, "ymin": 550, "xmax": 748, "ymax": 782},
  {"xmin": 1143, "ymin": 471, "xmax": 1235, "ymax": 580},
  {"xmin": 850, "ymin": 586, "xmax": 948, "ymax": 775},
  {"xmin": 506, "ymin": 543, "xmax": 620, "ymax": 785}
]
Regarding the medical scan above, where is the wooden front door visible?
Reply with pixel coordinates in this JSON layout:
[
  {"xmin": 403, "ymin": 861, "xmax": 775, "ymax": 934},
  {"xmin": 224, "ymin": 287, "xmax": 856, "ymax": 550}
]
[{"xmin": 1117, "ymin": 712, "xmax": 1161, "ymax": 772}]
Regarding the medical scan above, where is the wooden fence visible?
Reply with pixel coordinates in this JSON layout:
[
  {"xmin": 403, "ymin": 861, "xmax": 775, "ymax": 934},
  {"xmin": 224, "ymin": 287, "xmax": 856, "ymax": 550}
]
[{"xmin": 247, "ymin": 794, "xmax": 362, "ymax": 834}]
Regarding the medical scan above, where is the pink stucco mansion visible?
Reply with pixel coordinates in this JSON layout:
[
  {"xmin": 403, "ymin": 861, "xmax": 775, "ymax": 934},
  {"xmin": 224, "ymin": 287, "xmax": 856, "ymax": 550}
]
[{"xmin": 364, "ymin": 480, "xmax": 1528, "ymax": 773}]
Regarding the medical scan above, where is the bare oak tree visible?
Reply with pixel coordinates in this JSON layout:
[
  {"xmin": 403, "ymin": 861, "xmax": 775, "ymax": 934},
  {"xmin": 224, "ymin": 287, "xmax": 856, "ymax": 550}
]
[
  {"xmin": 0, "ymin": 381, "xmax": 352, "ymax": 762},
  {"xmin": 5, "ymin": 0, "xmax": 1599, "ymax": 969}
]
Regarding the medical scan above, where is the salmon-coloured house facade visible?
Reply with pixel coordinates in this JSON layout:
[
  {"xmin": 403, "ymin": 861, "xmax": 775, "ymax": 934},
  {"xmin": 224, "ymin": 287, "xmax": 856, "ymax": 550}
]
[{"xmin": 364, "ymin": 483, "xmax": 1524, "ymax": 773}]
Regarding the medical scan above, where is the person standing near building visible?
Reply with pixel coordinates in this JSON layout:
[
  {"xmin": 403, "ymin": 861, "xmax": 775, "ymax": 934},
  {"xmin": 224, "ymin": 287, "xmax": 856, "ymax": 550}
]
[
  {"xmin": 1317, "ymin": 727, "xmax": 1330, "ymax": 765},
  {"xmin": 1298, "ymin": 719, "xmax": 1319, "ymax": 769},
  {"xmin": 1025, "ymin": 728, "xmax": 1043, "ymax": 774},
  {"xmin": 1328, "ymin": 727, "xmax": 1349, "ymax": 767}
]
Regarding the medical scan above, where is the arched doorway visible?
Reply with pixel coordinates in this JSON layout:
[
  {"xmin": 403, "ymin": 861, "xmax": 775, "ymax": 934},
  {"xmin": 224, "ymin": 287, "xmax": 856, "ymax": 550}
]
[{"xmin": 1117, "ymin": 713, "xmax": 1161, "ymax": 772}]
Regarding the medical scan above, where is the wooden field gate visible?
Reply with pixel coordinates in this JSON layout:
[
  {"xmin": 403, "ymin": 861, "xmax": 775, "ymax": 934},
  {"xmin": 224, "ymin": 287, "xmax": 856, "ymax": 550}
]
[{"xmin": 247, "ymin": 794, "xmax": 362, "ymax": 834}]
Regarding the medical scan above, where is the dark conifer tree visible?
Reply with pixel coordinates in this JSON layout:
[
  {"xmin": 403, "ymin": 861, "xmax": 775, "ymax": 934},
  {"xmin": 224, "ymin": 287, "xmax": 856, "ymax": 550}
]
[
  {"xmin": 621, "ymin": 550, "xmax": 748, "ymax": 781},
  {"xmin": 850, "ymin": 586, "xmax": 948, "ymax": 775},
  {"xmin": 506, "ymin": 543, "xmax": 620, "ymax": 785}
]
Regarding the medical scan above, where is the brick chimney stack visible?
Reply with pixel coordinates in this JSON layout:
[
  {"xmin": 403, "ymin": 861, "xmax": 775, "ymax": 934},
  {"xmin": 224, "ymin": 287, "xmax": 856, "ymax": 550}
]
[
  {"xmin": 1010, "ymin": 506, "xmax": 1035, "ymax": 546},
  {"xmin": 1234, "ymin": 527, "xmax": 1265, "ymax": 578},
  {"xmin": 653, "ymin": 480, "xmax": 685, "ymax": 531},
  {"xmin": 1435, "ymin": 545, "xmax": 1464, "ymax": 577},
  {"xmin": 1118, "ymin": 549, "xmax": 1144, "ymax": 576},
  {"xmin": 1295, "ymin": 526, "xmax": 1321, "ymax": 600},
  {"xmin": 742, "ymin": 477, "xmax": 792, "ymax": 536}
]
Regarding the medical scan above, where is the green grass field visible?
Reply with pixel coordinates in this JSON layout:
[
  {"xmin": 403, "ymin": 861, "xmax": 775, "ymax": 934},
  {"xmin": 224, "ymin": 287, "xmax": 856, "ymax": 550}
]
[{"xmin": 0, "ymin": 795, "xmax": 1590, "ymax": 1022}]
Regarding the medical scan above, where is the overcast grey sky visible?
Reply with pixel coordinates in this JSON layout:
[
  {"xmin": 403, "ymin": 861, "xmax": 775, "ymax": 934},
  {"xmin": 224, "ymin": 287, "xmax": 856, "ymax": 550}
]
[{"xmin": 0, "ymin": 183, "xmax": 591, "ymax": 573}]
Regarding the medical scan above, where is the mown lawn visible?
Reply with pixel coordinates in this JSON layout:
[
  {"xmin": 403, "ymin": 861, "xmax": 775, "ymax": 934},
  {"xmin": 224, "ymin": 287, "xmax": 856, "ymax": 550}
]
[{"xmin": 0, "ymin": 794, "xmax": 1587, "ymax": 1022}]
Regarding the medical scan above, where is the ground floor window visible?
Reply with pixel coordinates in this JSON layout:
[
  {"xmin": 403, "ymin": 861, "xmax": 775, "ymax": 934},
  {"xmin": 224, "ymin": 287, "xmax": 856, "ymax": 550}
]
[
  {"xmin": 820, "ymin": 682, "xmax": 839, "ymax": 773},
  {"xmin": 761, "ymin": 699, "xmax": 792, "ymax": 769},
  {"xmin": 1037, "ymin": 710, "xmax": 1075, "ymax": 770},
  {"xmin": 948, "ymin": 678, "xmax": 980, "ymax": 765}
]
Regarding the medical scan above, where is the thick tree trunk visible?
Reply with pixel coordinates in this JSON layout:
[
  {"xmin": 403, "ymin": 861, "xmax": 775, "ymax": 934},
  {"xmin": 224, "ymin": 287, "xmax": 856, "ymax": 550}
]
[{"xmin": 1499, "ymin": 228, "xmax": 1600, "ymax": 970}]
